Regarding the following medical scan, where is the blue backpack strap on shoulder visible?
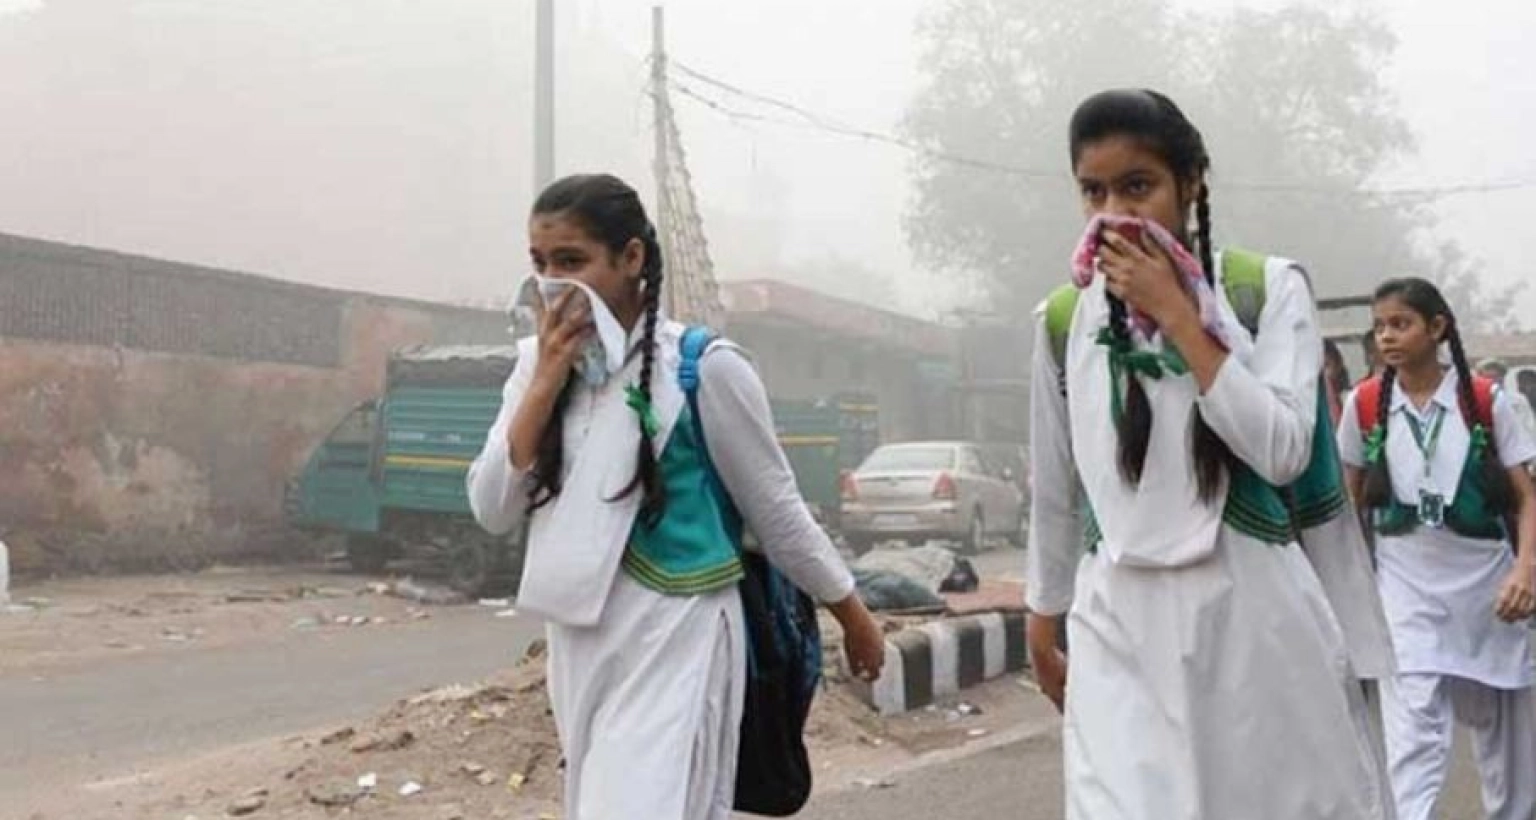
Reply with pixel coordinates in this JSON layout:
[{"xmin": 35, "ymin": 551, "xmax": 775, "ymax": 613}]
[{"xmin": 678, "ymin": 326, "xmax": 737, "ymax": 541}]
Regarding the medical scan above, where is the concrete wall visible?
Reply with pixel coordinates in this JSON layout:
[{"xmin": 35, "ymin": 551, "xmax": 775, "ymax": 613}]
[{"xmin": 0, "ymin": 234, "xmax": 508, "ymax": 572}]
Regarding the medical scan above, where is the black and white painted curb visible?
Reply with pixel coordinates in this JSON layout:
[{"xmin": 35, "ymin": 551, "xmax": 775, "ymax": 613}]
[{"xmin": 851, "ymin": 611, "xmax": 1029, "ymax": 716}]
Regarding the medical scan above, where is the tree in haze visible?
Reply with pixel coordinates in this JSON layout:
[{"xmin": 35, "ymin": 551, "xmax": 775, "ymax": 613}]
[{"xmin": 902, "ymin": 0, "xmax": 1519, "ymax": 329}]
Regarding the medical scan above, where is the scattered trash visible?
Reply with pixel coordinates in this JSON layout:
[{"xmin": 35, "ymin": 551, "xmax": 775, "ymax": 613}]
[
  {"xmin": 225, "ymin": 590, "xmax": 291, "ymax": 604},
  {"xmin": 460, "ymin": 762, "xmax": 487, "ymax": 777},
  {"xmin": 399, "ymin": 781, "xmax": 424, "ymax": 797},
  {"xmin": 855, "ymin": 546, "xmax": 957, "ymax": 592},
  {"xmin": 306, "ymin": 780, "xmax": 363, "ymax": 808},
  {"xmin": 319, "ymin": 727, "xmax": 356, "ymax": 746},
  {"xmin": 967, "ymin": 728, "xmax": 989, "ymax": 738},
  {"xmin": 478, "ymin": 598, "xmax": 512, "ymax": 608},
  {"xmin": 939, "ymin": 557, "xmax": 981, "ymax": 593},
  {"xmin": 357, "ymin": 772, "xmax": 379, "ymax": 791},
  {"xmin": 956, "ymin": 701, "xmax": 983, "ymax": 717},
  {"xmin": 407, "ymin": 608, "xmax": 432, "ymax": 621},
  {"xmin": 388, "ymin": 579, "xmax": 466, "ymax": 606},
  {"xmin": 350, "ymin": 729, "xmax": 415, "ymax": 753},
  {"xmin": 475, "ymin": 771, "xmax": 500, "ymax": 787},
  {"xmin": 290, "ymin": 617, "xmax": 321, "ymax": 631},
  {"xmin": 853, "ymin": 777, "xmax": 897, "ymax": 790},
  {"xmin": 852, "ymin": 568, "xmax": 946, "ymax": 613},
  {"xmin": 507, "ymin": 772, "xmax": 527, "ymax": 794},
  {"xmin": 495, "ymin": 608, "xmax": 519, "ymax": 619}
]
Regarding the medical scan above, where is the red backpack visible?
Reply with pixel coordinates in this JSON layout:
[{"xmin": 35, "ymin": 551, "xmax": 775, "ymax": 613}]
[{"xmin": 1354, "ymin": 374, "xmax": 1498, "ymax": 441}]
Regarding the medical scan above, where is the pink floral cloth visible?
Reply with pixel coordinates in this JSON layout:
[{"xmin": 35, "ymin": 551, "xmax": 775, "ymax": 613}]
[{"xmin": 1070, "ymin": 214, "xmax": 1231, "ymax": 348}]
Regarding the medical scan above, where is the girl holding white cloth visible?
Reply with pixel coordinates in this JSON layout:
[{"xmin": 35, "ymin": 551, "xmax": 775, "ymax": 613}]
[{"xmin": 467, "ymin": 173, "xmax": 884, "ymax": 820}]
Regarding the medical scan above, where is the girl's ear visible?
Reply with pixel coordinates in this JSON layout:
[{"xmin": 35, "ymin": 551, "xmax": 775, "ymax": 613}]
[
  {"xmin": 1429, "ymin": 314, "xmax": 1450, "ymax": 344},
  {"xmin": 621, "ymin": 238, "xmax": 645, "ymax": 280}
]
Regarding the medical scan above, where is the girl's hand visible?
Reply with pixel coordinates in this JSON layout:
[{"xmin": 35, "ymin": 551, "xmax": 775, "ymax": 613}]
[
  {"xmin": 1025, "ymin": 612, "xmax": 1068, "ymax": 713},
  {"xmin": 1495, "ymin": 564, "xmax": 1536, "ymax": 623},
  {"xmin": 1099, "ymin": 228, "xmax": 1196, "ymax": 329},
  {"xmin": 532, "ymin": 287, "xmax": 593, "ymax": 389},
  {"xmin": 828, "ymin": 594, "xmax": 885, "ymax": 682}
]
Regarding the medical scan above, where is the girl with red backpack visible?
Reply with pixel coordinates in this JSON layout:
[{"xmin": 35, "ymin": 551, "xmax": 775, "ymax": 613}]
[{"xmin": 1338, "ymin": 277, "xmax": 1536, "ymax": 820}]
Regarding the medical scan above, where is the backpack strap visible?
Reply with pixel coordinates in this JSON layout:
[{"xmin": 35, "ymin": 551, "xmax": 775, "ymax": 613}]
[
  {"xmin": 1047, "ymin": 247, "xmax": 1269, "ymax": 370},
  {"xmin": 1471, "ymin": 375, "xmax": 1498, "ymax": 431},
  {"xmin": 1044, "ymin": 284, "xmax": 1080, "ymax": 371},
  {"xmin": 678, "ymin": 325, "xmax": 740, "ymax": 549},
  {"xmin": 1354, "ymin": 375, "xmax": 1383, "ymax": 436},
  {"xmin": 1219, "ymin": 247, "xmax": 1268, "ymax": 336}
]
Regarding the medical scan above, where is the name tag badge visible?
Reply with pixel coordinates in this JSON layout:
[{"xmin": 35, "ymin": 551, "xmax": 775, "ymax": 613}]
[{"xmin": 1417, "ymin": 488, "xmax": 1446, "ymax": 529}]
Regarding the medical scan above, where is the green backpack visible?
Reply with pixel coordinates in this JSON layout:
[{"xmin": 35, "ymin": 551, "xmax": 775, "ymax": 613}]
[{"xmin": 1045, "ymin": 247, "xmax": 1269, "ymax": 370}]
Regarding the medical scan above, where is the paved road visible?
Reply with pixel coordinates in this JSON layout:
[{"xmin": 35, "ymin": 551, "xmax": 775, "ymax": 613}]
[
  {"xmin": 1, "ymin": 607, "xmax": 543, "ymax": 806},
  {"xmin": 804, "ymin": 722, "xmax": 1490, "ymax": 820}
]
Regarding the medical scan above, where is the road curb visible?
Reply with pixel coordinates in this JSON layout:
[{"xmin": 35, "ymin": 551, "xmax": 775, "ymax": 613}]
[{"xmin": 853, "ymin": 611, "xmax": 1028, "ymax": 715}]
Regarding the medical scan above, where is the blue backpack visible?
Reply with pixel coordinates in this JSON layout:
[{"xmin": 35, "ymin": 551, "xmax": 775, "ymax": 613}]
[{"xmin": 679, "ymin": 326, "xmax": 823, "ymax": 817}]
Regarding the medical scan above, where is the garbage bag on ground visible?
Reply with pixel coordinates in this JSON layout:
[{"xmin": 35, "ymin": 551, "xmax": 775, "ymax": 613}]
[
  {"xmin": 852, "ymin": 568, "xmax": 946, "ymax": 612},
  {"xmin": 852, "ymin": 546, "xmax": 956, "ymax": 593},
  {"xmin": 939, "ymin": 557, "xmax": 980, "ymax": 594}
]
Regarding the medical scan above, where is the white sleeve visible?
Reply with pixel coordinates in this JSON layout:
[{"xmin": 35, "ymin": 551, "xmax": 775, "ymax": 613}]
[
  {"xmin": 1196, "ymin": 263, "xmax": 1322, "ymax": 485},
  {"xmin": 696, "ymin": 347, "xmax": 856, "ymax": 605},
  {"xmin": 1336, "ymin": 390, "xmax": 1367, "ymax": 468},
  {"xmin": 1492, "ymin": 390, "xmax": 1536, "ymax": 468},
  {"xmin": 466, "ymin": 340, "xmax": 537, "ymax": 536},
  {"xmin": 1025, "ymin": 315, "xmax": 1081, "ymax": 617}
]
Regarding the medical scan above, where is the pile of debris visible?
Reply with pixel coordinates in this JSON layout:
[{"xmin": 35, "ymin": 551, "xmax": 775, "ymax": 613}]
[{"xmin": 160, "ymin": 638, "xmax": 889, "ymax": 820}]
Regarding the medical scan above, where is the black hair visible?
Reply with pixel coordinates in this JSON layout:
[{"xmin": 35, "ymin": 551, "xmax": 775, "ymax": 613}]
[
  {"xmin": 1068, "ymin": 89, "xmax": 1230, "ymax": 502},
  {"xmin": 1323, "ymin": 339, "xmax": 1352, "ymax": 395},
  {"xmin": 1362, "ymin": 277, "xmax": 1512, "ymax": 512},
  {"xmin": 526, "ymin": 173, "xmax": 667, "ymax": 524}
]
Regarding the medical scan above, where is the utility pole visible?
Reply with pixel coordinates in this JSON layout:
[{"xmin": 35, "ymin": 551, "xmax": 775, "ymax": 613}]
[
  {"xmin": 651, "ymin": 5, "xmax": 674, "ymax": 317},
  {"xmin": 534, "ymin": 0, "xmax": 555, "ymax": 191}
]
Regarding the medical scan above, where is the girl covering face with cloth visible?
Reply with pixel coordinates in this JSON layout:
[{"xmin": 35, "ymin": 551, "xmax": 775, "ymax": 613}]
[
  {"xmin": 1338, "ymin": 278, "xmax": 1536, "ymax": 820},
  {"xmin": 467, "ymin": 173, "xmax": 885, "ymax": 820},
  {"xmin": 1024, "ymin": 89, "xmax": 1395, "ymax": 820}
]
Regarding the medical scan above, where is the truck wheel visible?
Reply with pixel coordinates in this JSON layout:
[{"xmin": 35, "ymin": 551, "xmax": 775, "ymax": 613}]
[{"xmin": 347, "ymin": 535, "xmax": 390, "ymax": 574}]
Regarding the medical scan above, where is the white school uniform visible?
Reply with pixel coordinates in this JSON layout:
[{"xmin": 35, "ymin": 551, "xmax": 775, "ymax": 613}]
[
  {"xmin": 1027, "ymin": 256, "xmax": 1394, "ymax": 820},
  {"xmin": 467, "ymin": 319, "xmax": 853, "ymax": 820},
  {"xmin": 1338, "ymin": 371, "xmax": 1536, "ymax": 820}
]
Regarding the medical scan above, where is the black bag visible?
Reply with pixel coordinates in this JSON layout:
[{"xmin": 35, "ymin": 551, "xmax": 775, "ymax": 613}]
[
  {"xmin": 733, "ymin": 551, "xmax": 821, "ymax": 816},
  {"xmin": 681, "ymin": 327, "xmax": 822, "ymax": 816}
]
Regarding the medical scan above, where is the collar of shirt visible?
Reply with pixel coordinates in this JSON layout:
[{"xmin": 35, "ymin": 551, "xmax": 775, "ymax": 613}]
[{"xmin": 1390, "ymin": 368, "xmax": 1460, "ymax": 418}]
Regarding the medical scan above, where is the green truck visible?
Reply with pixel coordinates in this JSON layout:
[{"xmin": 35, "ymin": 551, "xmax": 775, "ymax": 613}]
[
  {"xmin": 771, "ymin": 393, "xmax": 880, "ymax": 529},
  {"xmin": 286, "ymin": 345, "xmax": 880, "ymax": 594},
  {"xmin": 285, "ymin": 346, "xmax": 525, "ymax": 596}
]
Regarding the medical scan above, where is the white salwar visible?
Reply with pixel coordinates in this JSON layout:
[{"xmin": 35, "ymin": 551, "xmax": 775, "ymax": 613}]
[
  {"xmin": 467, "ymin": 320, "xmax": 854, "ymax": 820},
  {"xmin": 1028, "ymin": 255, "xmax": 1394, "ymax": 820},
  {"xmin": 1338, "ymin": 372, "xmax": 1536, "ymax": 820}
]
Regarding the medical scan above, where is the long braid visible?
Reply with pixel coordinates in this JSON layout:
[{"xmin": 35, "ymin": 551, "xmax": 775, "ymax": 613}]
[
  {"xmin": 616, "ymin": 230, "xmax": 668, "ymax": 526},
  {"xmin": 1446, "ymin": 322, "xmax": 1514, "ymax": 511},
  {"xmin": 528, "ymin": 377, "xmax": 576, "ymax": 511},
  {"xmin": 1189, "ymin": 180, "xmax": 1237, "ymax": 502},
  {"xmin": 1109, "ymin": 293, "xmax": 1154, "ymax": 485},
  {"xmin": 1362, "ymin": 365, "xmax": 1396, "ymax": 507}
]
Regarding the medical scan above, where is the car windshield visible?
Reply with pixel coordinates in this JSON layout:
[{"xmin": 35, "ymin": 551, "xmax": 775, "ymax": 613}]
[{"xmin": 860, "ymin": 445, "xmax": 955, "ymax": 472}]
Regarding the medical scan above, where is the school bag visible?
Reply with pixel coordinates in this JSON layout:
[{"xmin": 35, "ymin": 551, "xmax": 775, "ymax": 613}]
[{"xmin": 679, "ymin": 325, "xmax": 822, "ymax": 817}]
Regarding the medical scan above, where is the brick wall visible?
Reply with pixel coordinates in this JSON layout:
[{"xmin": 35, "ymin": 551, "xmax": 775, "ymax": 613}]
[{"xmin": 0, "ymin": 234, "xmax": 508, "ymax": 573}]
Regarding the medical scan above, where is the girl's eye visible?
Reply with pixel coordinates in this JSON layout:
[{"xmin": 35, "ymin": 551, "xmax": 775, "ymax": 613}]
[
  {"xmin": 1081, "ymin": 184, "xmax": 1105, "ymax": 202},
  {"xmin": 1125, "ymin": 179, "xmax": 1151, "ymax": 197}
]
